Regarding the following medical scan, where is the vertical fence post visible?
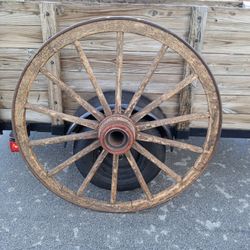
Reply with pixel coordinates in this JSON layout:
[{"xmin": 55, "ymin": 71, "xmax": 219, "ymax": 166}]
[
  {"xmin": 39, "ymin": 2, "xmax": 63, "ymax": 127},
  {"xmin": 177, "ymin": 6, "xmax": 208, "ymax": 137}
]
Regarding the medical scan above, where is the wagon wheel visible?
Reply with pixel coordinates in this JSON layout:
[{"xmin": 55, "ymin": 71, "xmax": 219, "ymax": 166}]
[{"xmin": 12, "ymin": 17, "xmax": 222, "ymax": 212}]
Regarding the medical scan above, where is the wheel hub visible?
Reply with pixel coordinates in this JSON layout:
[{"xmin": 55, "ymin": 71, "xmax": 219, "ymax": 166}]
[{"xmin": 98, "ymin": 114, "xmax": 136, "ymax": 155}]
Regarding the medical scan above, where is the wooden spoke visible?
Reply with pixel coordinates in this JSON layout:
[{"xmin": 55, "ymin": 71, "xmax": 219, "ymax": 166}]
[
  {"xmin": 110, "ymin": 154, "xmax": 119, "ymax": 204},
  {"xmin": 77, "ymin": 149, "xmax": 108, "ymax": 196},
  {"xmin": 132, "ymin": 73, "xmax": 198, "ymax": 122},
  {"xmin": 137, "ymin": 113, "xmax": 209, "ymax": 131},
  {"xmin": 115, "ymin": 32, "xmax": 124, "ymax": 114},
  {"xmin": 48, "ymin": 140, "xmax": 100, "ymax": 176},
  {"xmin": 74, "ymin": 40, "xmax": 112, "ymax": 116},
  {"xmin": 40, "ymin": 67, "xmax": 104, "ymax": 121},
  {"xmin": 25, "ymin": 103, "xmax": 98, "ymax": 129},
  {"xmin": 133, "ymin": 142, "xmax": 182, "ymax": 182},
  {"xmin": 124, "ymin": 44, "xmax": 168, "ymax": 117},
  {"xmin": 137, "ymin": 132, "xmax": 203, "ymax": 153},
  {"xmin": 125, "ymin": 150, "xmax": 153, "ymax": 200},
  {"xmin": 29, "ymin": 130, "xmax": 98, "ymax": 147}
]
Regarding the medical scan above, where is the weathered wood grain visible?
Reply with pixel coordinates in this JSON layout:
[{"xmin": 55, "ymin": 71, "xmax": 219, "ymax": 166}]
[
  {"xmin": 114, "ymin": 31, "xmax": 124, "ymax": 113},
  {"xmin": 0, "ymin": 108, "xmax": 51, "ymax": 123},
  {"xmin": 0, "ymin": 90, "xmax": 48, "ymax": 109},
  {"xmin": 203, "ymin": 30, "xmax": 250, "ymax": 54},
  {"xmin": 0, "ymin": 1, "xmax": 247, "ymax": 137},
  {"xmin": 110, "ymin": 154, "xmax": 119, "ymax": 204},
  {"xmin": 132, "ymin": 73, "xmax": 198, "ymax": 122},
  {"xmin": 0, "ymin": 25, "xmax": 42, "ymax": 48},
  {"xmin": 191, "ymin": 114, "xmax": 250, "ymax": 129},
  {"xmin": 125, "ymin": 150, "xmax": 153, "ymax": 200},
  {"xmin": 29, "ymin": 130, "xmax": 97, "ymax": 146},
  {"xmin": 137, "ymin": 132, "xmax": 203, "ymax": 153},
  {"xmin": 178, "ymin": 6, "xmax": 207, "ymax": 131},
  {"xmin": 48, "ymin": 140, "xmax": 101, "ymax": 177},
  {"xmin": 74, "ymin": 40, "xmax": 112, "ymax": 115},
  {"xmin": 40, "ymin": 67, "xmax": 104, "ymax": 121},
  {"xmin": 25, "ymin": 103, "xmax": 98, "ymax": 129},
  {"xmin": 206, "ymin": 7, "xmax": 250, "ymax": 32},
  {"xmin": 136, "ymin": 113, "xmax": 209, "ymax": 131},
  {"xmin": 77, "ymin": 149, "xmax": 108, "ymax": 195},
  {"xmin": 4, "ymin": 48, "xmax": 250, "ymax": 76},
  {"xmin": 133, "ymin": 142, "xmax": 182, "ymax": 182},
  {"xmin": 192, "ymin": 95, "xmax": 250, "ymax": 114},
  {"xmin": 0, "ymin": 2, "xmax": 249, "ymax": 132},
  {"xmin": 9, "ymin": 16, "xmax": 223, "ymax": 212},
  {"xmin": 40, "ymin": 2, "xmax": 63, "ymax": 125},
  {"xmin": 125, "ymin": 44, "xmax": 168, "ymax": 117}
]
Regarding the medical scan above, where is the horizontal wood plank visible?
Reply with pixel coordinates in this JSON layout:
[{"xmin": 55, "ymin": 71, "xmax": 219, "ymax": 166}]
[
  {"xmin": 203, "ymin": 30, "xmax": 250, "ymax": 54},
  {"xmin": 0, "ymin": 90, "xmax": 48, "ymax": 109},
  {"xmin": 192, "ymin": 94, "xmax": 250, "ymax": 114},
  {"xmin": 206, "ymin": 7, "xmax": 250, "ymax": 32},
  {"xmin": 4, "ymin": 48, "xmax": 250, "ymax": 76},
  {"xmin": 1, "ymin": 1, "xmax": 250, "ymax": 128},
  {"xmin": 191, "ymin": 114, "xmax": 250, "ymax": 130},
  {"xmin": 0, "ymin": 108, "xmax": 51, "ymax": 123}
]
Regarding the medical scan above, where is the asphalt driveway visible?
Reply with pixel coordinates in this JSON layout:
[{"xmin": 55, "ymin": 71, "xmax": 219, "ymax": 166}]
[{"xmin": 0, "ymin": 131, "xmax": 249, "ymax": 250}]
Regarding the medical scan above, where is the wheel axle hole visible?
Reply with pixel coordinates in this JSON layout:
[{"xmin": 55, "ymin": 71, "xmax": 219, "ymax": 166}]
[{"xmin": 107, "ymin": 130, "xmax": 128, "ymax": 148}]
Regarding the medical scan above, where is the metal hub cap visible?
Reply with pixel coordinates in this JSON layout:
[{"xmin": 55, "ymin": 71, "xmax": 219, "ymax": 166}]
[{"xmin": 98, "ymin": 114, "xmax": 136, "ymax": 155}]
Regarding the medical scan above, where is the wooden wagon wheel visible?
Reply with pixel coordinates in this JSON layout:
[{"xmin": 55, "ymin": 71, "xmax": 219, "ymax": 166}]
[{"xmin": 12, "ymin": 17, "xmax": 222, "ymax": 212}]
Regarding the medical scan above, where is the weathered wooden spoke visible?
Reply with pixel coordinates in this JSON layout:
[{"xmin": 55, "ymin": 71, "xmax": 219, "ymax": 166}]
[
  {"xmin": 125, "ymin": 150, "xmax": 153, "ymax": 200},
  {"xmin": 125, "ymin": 44, "xmax": 168, "ymax": 117},
  {"xmin": 74, "ymin": 40, "xmax": 112, "ymax": 116},
  {"xmin": 137, "ymin": 132, "xmax": 203, "ymax": 153},
  {"xmin": 77, "ymin": 149, "xmax": 108, "ymax": 196},
  {"xmin": 115, "ymin": 32, "xmax": 124, "ymax": 114},
  {"xmin": 13, "ymin": 18, "xmax": 221, "ymax": 212},
  {"xmin": 40, "ymin": 67, "xmax": 104, "ymax": 121},
  {"xmin": 132, "ymin": 73, "xmax": 198, "ymax": 122},
  {"xmin": 137, "ymin": 113, "xmax": 209, "ymax": 131},
  {"xmin": 29, "ymin": 130, "xmax": 98, "ymax": 146},
  {"xmin": 133, "ymin": 142, "xmax": 182, "ymax": 182},
  {"xmin": 110, "ymin": 154, "xmax": 119, "ymax": 204},
  {"xmin": 25, "ymin": 103, "xmax": 98, "ymax": 129},
  {"xmin": 48, "ymin": 140, "xmax": 100, "ymax": 177}
]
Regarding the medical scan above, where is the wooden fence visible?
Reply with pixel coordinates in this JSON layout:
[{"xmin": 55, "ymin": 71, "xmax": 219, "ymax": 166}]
[{"xmin": 0, "ymin": 1, "xmax": 250, "ymax": 130}]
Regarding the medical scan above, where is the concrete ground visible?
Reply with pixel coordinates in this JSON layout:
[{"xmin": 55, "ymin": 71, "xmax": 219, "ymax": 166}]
[{"xmin": 0, "ymin": 131, "xmax": 249, "ymax": 250}]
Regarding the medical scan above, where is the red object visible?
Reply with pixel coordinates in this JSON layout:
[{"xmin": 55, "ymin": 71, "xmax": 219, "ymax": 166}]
[{"xmin": 9, "ymin": 141, "xmax": 19, "ymax": 153}]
